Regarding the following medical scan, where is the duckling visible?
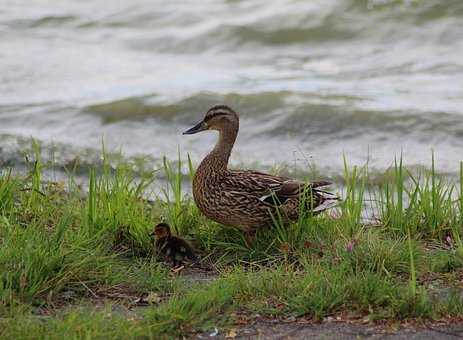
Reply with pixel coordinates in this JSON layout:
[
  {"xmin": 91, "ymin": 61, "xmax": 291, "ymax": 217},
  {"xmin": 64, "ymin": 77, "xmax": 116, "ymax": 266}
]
[{"xmin": 151, "ymin": 223, "xmax": 197, "ymax": 267}]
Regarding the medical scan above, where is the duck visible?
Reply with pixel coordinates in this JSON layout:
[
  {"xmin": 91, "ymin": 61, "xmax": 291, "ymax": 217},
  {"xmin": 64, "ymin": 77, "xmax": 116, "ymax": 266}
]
[
  {"xmin": 151, "ymin": 223, "xmax": 198, "ymax": 267},
  {"xmin": 183, "ymin": 105, "xmax": 338, "ymax": 240}
]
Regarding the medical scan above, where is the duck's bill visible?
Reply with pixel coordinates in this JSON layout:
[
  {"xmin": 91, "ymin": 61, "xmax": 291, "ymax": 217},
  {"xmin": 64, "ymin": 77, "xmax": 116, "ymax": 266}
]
[{"xmin": 182, "ymin": 120, "xmax": 208, "ymax": 135}]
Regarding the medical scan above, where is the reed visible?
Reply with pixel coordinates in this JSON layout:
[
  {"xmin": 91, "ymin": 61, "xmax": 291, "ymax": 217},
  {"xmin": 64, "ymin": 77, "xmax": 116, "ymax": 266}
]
[{"xmin": 340, "ymin": 155, "xmax": 366, "ymax": 238}]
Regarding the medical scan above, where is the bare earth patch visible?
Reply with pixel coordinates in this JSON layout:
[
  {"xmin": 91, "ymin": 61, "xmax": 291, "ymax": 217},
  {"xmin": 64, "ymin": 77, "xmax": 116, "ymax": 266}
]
[{"xmin": 197, "ymin": 319, "xmax": 463, "ymax": 339}]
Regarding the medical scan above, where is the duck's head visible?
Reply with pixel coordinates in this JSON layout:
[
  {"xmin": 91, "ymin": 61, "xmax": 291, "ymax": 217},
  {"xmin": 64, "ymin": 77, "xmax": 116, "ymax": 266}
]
[
  {"xmin": 183, "ymin": 105, "xmax": 239, "ymax": 135},
  {"xmin": 151, "ymin": 222, "xmax": 171, "ymax": 238}
]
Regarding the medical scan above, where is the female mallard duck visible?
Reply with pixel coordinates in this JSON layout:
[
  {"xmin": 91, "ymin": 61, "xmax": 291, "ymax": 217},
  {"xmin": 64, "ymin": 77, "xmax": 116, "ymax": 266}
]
[{"xmin": 183, "ymin": 105, "xmax": 337, "ymax": 238}]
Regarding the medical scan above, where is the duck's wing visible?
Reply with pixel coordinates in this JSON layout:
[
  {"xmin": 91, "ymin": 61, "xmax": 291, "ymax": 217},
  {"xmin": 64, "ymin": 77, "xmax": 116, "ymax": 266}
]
[{"xmin": 227, "ymin": 170, "xmax": 334, "ymax": 206}]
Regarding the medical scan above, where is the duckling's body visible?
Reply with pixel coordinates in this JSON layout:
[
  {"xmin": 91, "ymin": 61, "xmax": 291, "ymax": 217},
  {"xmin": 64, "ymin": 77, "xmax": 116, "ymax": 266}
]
[
  {"xmin": 152, "ymin": 223, "xmax": 197, "ymax": 266},
  {"xmin": 184, "ymin": 105, "xmax": 338, "ymax": 234}
]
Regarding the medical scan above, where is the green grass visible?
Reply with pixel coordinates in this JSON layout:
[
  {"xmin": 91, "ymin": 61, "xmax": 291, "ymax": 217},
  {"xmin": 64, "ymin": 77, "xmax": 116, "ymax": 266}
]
[{"xmin": 1, "ymin": 144, "xmax": 463, "ymax": 338}]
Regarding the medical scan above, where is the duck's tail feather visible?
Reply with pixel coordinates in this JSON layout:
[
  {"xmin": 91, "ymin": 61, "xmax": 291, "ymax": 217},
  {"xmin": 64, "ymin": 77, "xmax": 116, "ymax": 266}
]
[
  {"xmin": 310, "ymin": 180, "xmax": 333, "ymax": 188},
  {"xmin": 313, "ymin": 199, "xmax": 339, "ymax": 213},
  {"xmin": 312, "ymin": 189, "xmax": 340, "ymax": 213},
  {"xmin": 315, "ymin": 189, "xmax": 339, "ymax": 199}
]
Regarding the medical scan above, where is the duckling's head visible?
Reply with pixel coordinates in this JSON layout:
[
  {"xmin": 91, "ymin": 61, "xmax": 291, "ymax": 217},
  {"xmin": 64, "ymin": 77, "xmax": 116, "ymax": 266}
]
[
  {"xmin": 152, "ymin": 223, "xmax": 171, "ymax": 238},
  {"xmin": 183, "ymin": 105, "xmax": 239, "ymax": 135}
]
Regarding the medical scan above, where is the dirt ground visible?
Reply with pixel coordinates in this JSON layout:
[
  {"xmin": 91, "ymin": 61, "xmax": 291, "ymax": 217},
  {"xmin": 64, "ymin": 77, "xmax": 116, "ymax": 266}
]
[
  {"xmin": 43, "ymin": 267, "xmax": 463, "ymax": 340},
  {"xmin": 196, "ymin": 320, "xmax": 463, "ymax": 339},
  {"xmin": 161, "ymin": 267, "xmax": 463, "ymax": 339}
]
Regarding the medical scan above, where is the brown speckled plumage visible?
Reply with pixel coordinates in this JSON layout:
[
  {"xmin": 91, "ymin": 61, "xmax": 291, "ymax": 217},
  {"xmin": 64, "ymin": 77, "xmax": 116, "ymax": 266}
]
[
  {"xmin": 151, "ymin": 223, "xmax": 197, "ymax": 266},
  {"xmin": 184, "ymin": 105, "xmax": 338, "ymax": 233}
]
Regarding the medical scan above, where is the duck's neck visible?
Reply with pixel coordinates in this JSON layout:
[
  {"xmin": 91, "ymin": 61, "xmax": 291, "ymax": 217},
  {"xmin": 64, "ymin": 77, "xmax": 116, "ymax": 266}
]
[{"xmin": 204, "ymin": 124, "xmax": 238, "ymax": 171}]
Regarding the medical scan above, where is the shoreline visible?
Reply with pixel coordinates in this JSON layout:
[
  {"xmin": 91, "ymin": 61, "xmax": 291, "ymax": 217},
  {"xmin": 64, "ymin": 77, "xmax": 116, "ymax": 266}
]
[{"xmin": 1, "ymin": 150, "xmax": 463, "ymax": 338}]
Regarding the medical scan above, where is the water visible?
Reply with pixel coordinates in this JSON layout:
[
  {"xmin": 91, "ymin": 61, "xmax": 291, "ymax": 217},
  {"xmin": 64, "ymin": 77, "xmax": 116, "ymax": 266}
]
[{"xmin": 1, "ymin": 0, "xmax": 463, "ymax": 177}]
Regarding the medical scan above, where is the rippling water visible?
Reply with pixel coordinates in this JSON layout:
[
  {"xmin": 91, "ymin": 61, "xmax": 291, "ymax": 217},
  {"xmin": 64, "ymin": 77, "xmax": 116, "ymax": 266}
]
[{"xmin": 1, "ymin": 0, "xmax": 463, "ymax": 176}]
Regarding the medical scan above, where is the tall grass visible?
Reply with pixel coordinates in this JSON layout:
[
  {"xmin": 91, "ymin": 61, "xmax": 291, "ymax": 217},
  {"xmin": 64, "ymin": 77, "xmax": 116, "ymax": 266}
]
[
  {"xmin": 0, "ymin": 205, "xmax": 118, "ymax": 305},
  {"xmin": 453, "ymin": 162, "xmax": 463, "ymax": 255},
  {"xmin": 340, "ymin": 156, "xmax": 366, "ymax": 238},
  {"xmin": 460, "ymin": 161, "xmax": 463, "ymax": 227},
  {"xmin": 161, "ymin": 151, "xmax": 205, "ymax": 240},
  {"xmin": 377, "ymin": 154, "xmax": 460, "ymax": 240},
  {"xmin": 378, "ymin": 156, "xmax": 410, "ymax": 233},
  {"xmin": 162, "ymin": 151, "xmax": 184, "ymax": 234},
  {"xmin": 2, "ymin": 142, "xmax": 463, "ymax": 338},
  {"xmin": 0, "ymin": 169, "xmax": 16, "ymax": 213},
  {"xmin": 0, "ymin": 144, "xmax": 164, "ymax": 306},
  {"xmin": 413, "ymin": 154, "xmax": 456, "ymax": 238},
  {"xmin": 82, "ymin": 156, "xmax": 156, "ymax": 253}
]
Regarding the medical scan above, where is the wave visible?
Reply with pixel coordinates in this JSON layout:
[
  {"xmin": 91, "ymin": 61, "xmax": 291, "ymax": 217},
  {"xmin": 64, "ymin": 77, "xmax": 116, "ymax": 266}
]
[
  {"xmin": 6, "ymin": 0, "xmax": 462, "ymax": 52},
  {"xmin": 269, "ymin": 105, "xmax": 463, "ymax": 139},
  {"xmin": 352, "ymin": 0, "xmax": 463, "ymax": 21},
  {"xmin": 84, "ymin": 91, "xmax": 291, "ymax": 124},
  {"xmin": 83, "ymin": 91, "xmax": 463, "ymax": 141}
]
